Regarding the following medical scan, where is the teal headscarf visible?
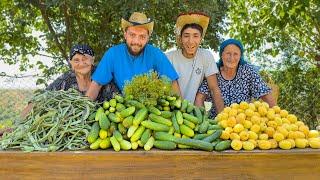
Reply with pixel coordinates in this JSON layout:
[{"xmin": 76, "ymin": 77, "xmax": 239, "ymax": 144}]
[{"xmin": 217, "ymin": 39, "xmax": 247, "ymax": 68}]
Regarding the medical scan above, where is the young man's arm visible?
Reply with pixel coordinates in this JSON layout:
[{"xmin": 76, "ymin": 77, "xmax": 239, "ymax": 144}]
[
  {"xmin": 172, "ymin": 80, "xmax": 182, "ymax": 97},
  {"xmin": 206, "ymin": 74, "xmax": 224, "ymax": 113},
  {"xmin": 86, "ymin": 81, "xmax": 102, "ymax": 101},
  {"xmin": 261, "ymin": 93, "xmax": 276, "ymax": 107}
]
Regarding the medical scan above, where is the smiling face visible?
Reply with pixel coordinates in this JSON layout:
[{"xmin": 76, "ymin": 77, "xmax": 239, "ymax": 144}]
[
  {"xmin": 180, "ymin": 27, "xmax": 202, "ymax": 59},
  {"xmin": 124, "ymin": 26, "xmax": 150, "ymax": 56},
  {"xmin": 221, "ymin": 44, "xmax": 241, "ymax": 70},
  {"xmin": 69, "ymin": 53, "xmax": 94, "ymax": 76}
]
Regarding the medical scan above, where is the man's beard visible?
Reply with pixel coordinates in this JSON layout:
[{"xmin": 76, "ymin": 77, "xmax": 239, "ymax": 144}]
[{"xmin": 126, "ymin": 43, "xmax": 145, "ymax": 56}]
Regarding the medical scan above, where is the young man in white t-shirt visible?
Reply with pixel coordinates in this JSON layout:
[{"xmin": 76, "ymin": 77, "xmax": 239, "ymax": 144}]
[{"xmin": 166, "ymin": 12, "xmax": 224, "ymax": 113}]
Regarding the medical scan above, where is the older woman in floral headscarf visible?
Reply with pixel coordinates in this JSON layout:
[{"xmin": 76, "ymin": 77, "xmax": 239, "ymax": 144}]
[{"xmin": 195, "ymin": 39, "xmax": 276, "ymax": 118}]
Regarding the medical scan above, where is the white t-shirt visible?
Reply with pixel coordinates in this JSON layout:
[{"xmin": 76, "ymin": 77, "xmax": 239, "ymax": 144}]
[{"xmin": 166, "ymin": 48, "xmax": 218, "ymax": 103}]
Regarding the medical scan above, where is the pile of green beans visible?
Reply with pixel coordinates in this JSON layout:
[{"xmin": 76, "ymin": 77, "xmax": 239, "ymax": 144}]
[{"xmin": 0, "ymin": 89, "xmax": 96, "ymax": 152}]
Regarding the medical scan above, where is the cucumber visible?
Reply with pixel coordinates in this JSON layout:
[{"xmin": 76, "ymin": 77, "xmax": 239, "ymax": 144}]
[
  {"xmin": 122, "ymin": 116, "xmax": 133, "ymax": 128},
  {"xmin": 130, "ymin": 125, "xmax": 145, "ymax": 142},
  {"xmin": 120, "ymin": 106, "xmax": 136, "ymax": 118},
  {"xmin": 199, "ymin": 121, "xmax": 209, "ymax": 133},
  {"xmin": 109, "ymin": 99, "xmax": 117, "ymax": 107},
  {"xmin": 161, "ymin": 111, "xmax": 172, "ymax": 119},
  {"xmin": 180, "ymin": 99, "xmax": 188, "ymax": 112},
  {"xmin": 193, "ymin": 133, "xmax": 210, "ymax": 140},
  {"xmin": 141, "ymin": 120, "xmax": 170, "ymax": 132},
  {"xmin": 173, "ymin": 98, "xmax": 182, "ymax": 109},
  {"xmin": 166, "ymin": 96, "xmax": 176, "ymax": 101},
  {"xmin": 90, "ymin": 138, "xmax": 103, "ymax": 150},
  {"xmin": 118, "ymin": 123, "xmax": 127, "ymax": 135},
  {"xmin": 174, "ymin": 138, "xmax": 214, "ymax": 151},
  {"xmin": 202, "ymin": 130, "xmax": 222, "ymax": 143},
  {"xmin": 180, "ymin": 124, "xmax": 194, "ymax": 137},
  {"xmin": 159, "ymin": 99, "xmax": 170, "ymax": 106},
  {"xmin": 154, "ymin": 132, "xmax": 176, "ymax": 141},
  {"xmin": 149, "ymin": 114, "xmax": 172, "ymax": 126},
  {"xmin": 148, "ymin": 106, "xmax": 161, "ymax": 116},
  {"xmin": 127, "ymin": 100, "xmax": 145, "ymax": 109},
  {"xmin": 110, "ymin": 136, "xmax": 121, "ymax": 151},
  {"xmin": 175, "ymin": 111, "xmax": 184, "ymax": 125},
  {"xmin": 183, "ymin": 119, "xmax": 196, "ymax": 129},
  {"xmin": 131, "ymin": 141, "xmax": 138, "ymax": 150},
  {"xmin": 163, "ymin": 106, "xmax": 170, "ymax": 111},
  {"xmin": 116, "ymin": 103, "xmax": 126, "ymax": 112},
  {"xmin": 109, "ymin": 106, "xmax": 116, "ymax": 113},
  {"xmin": 182, "ymin": 113, "xmax": 199, "ymax": 124},
  {"xmin": 215, "ymin": 140, "xmax": 231, "ymax": 151},
  {"xmin": 168, "ymin": 127, "xmax": 175, "ymax": 135},
  {"xmin": 194, "ymin": 107, "xmax": 203, "ymax": 122},
  {"xmin": 186, "ymin": 103, "xmax": 195, "ymax": 113},
  {"xmin": 127, "ymin": 125, "xmax": 138, "ymax": 138},
  {"xmin": 144, "ymin": 136, "xmax": 155, "ymax": 151},
  {"xmin": 178, "ymin": 144, "xmax": 191, "ymax": 149},
  {"xmin": 99, "ymin": 112, "xmax": 110, "ymax": 130},
  {"xmin": 87, "ymin": 122, "xmax": 100, "ymax": 144},
  {"xmin": 140, "ymin": 129, "xmax": 151, "ymax": 145},
  {"xmin": 120, "ymin": 140, "xmax": 132, "ymax": 150},
  {"xmin": 88, "ymin": 112, "xmax": 96, "ymax": 121},
  {"xmin": 208, "ymin": 119, "xmax": 218, "ymax": 125},
  {"xmin": 115, "ymin": 94, "xmax": 124, "ymax": 103},
  {"xmin": 154, "ymin": 140, "xmax": 176, "ymax": 150},
  {"xmin": 99, "ymin": 129, "xmax": 108, "ymax": 139},
  {"xmin": 99, "ymin": 138, "xmax": 111, "ymax": 149},
  {"xmin": 171, "ymin": 114, "xmax": 180, "ymax": 133},
  {"xmin": 208, "ymin": 124, "xmax": 222, "ymax": 130},
  {"xmin": 103, "ymin": 101, "xmax": 110, "ymax": 110},
  {"xmin": 113, "ymin": 130, "xmax": 123, "ymax": 142},
  {"xmin": 133, "ymin": 107, "xmax": 148, "ymax": 126},
  {"xmin": 95, "ymin": 107, "xmax": 104, "ymax": 121},
  {"xmin": 108, "ymin": 113, "xmax": 121, "ymax": 123}
]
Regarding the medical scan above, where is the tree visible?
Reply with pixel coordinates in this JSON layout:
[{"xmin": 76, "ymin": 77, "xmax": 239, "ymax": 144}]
[
  {"xmin": 0, "ymin": 0, "xmax": 228, "ymax": 85},
  {"xmin": 227, "ymin": 0, "xmax": 320, "ymax": 67}
]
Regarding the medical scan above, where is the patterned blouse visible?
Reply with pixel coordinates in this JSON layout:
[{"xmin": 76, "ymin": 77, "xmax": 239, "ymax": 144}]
[
  {"xmin": 46, "ymin": 68, "xmax": 119, "ymax": 103},
  {"xmin": 198, "ymin": 64, "xmax": 271, "ymax": 118}
]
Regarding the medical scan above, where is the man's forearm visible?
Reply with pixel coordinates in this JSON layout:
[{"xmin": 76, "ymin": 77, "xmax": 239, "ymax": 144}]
[
  {"xmin": 172, "ymin": 80, "xmax": 181, "ymax": 97},
  {"xmin": 86, "ymin": 81, "xmax": 102, "ymax": 101}
]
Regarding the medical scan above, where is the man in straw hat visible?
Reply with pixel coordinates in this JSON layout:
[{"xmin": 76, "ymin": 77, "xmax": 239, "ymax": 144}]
[
  {"xmin": 86, "ymin": 12, "xmax": 180, "ymax": 100},
  {"xmin": 166, "ymin": 12, "xmax": 224, "ymax": 113}
]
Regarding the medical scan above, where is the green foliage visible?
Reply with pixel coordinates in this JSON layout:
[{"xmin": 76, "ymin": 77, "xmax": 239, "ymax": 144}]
[
  {"xmin": 123, "ymin": 71, "xmax": 173, "ymax": 106},
  {"xmin": 227, "ymin": 0, "xmax": 320, "ymax": 62},
  {"xmin": 0, "ymin": 0, "xmax": 227, "ymax": 85}
]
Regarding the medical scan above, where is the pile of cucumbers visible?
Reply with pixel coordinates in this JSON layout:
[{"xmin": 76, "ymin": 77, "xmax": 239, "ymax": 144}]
[{"xmin": 87, "ymin": 95, "xmax": 231, "ymax": 151}]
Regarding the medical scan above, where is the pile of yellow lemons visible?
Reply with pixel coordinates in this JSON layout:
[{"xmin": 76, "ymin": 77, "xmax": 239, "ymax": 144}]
[{"xmin": 216, "ymin": 101, "xmax": 320, "ymax": 150}]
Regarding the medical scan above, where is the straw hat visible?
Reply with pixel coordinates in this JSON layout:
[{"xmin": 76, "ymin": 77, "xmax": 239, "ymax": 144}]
[
  {"xmin": 175, "ymin": 12, "xmax": 210, "ymax": 47},
  {"xmin": 121, "ymin": 12, "xmax": 154, "ymax": 36}
]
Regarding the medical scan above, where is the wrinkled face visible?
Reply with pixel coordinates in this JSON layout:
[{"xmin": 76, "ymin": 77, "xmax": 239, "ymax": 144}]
[
  {"xmin": 181, "ymin": 27, "xmax": 202, "ymax": 58},
  {"xmin": 221, "ymin": 44, "xmax": 241, "ymax": 69},
  {"xmin": 124, "ymin": 26, "xmax": 149, "ymax": 56},
  {"xmin": 69, "ymin": 53, "xmax": 94, "ymax": 75}
]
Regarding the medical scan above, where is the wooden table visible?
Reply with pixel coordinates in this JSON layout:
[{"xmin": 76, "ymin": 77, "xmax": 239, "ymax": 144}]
[{"xmin": 0, "ymin": 149, "xmax": 319, "ymax": 179}]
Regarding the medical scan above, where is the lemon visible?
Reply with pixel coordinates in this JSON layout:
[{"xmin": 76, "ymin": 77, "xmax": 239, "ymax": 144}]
[
  {"xmin": 253, "ymin": 112, "xmax": 261, "ymax": 117},
  {"xmin": 267, "ymin": 121, "xmax": 277, "ymax": 129},
  {"xmin": 239, "ymin": 130, "xmax": 249, "ymax": 141},
  {"xmin": 258, "ymin": 140, "xmax": 271, "ymax": 150},
  {"xmin": 295, "ymin": 121, "xmax": 305, "ymax": 127},
  {"xmin": 258, "ymin": 106, "xmax": 268, "ymax": 116},
  {"xmin": 237, "ymin": 109, "xmax": 244, "ymax": 113},
  {"xmin": 236, "ymin": 113, "xmax": 246, "ymax": 124},
  {"xmin": 248, "ymin": 103, "xmax": 256, "ymax": 111},
  {"xmin": 248, "ymin": 139, "xmax": 257, "ymax": 148},
  {"xmin": 308, "ymin": 130, "xmax": 320, "ymax": 138},
  {"xmin": 277, "ymin": 126, "xmax": 289, "ymax": 138},
  {"xmin": 272, "ymin": 105, "xmax": 281, "ymax": 113},
  {"xmin": 218, "ymin": 112, "xmax": 228, "ymax": 121},
  {"xmin": 223, "ymin": 107, "xmax": 232, "ymax": 114},
  {"xmin": 219, "ymin": 120, "xmax": 228, "ymax": 129},
  {"xmin": 230, "ymin": 103, "xmax": 240, "ymax": 109},
  {"xmin": 260, "ymin": 117, "xmax": 269, "ymax": 124},
  {"xmin": 99, "ymin": 129, "xmax": 108, "ymax": 139},
  {"xmin": 287, "ymin": 114, "xmax": 298, "ymax": 123},
  {"xmin": 282, "ymin": 118, "xmax": 290, "ymax": 124},
  {"xmin": 251, "ymin": 116, "xmax": 261, "ymax": 125},
  {"xmin": 227, "ymin": 116, "xmax": 237, "ymax": 127},
  {"xmin": 295, "ymin": 131, "xmax": 306, "ymax": 139},
  {"xmin": 287, "ymin": 138, "xmax": 295, "ymax": 148},
  {"xmin": 299, "ymin": 125, "xmax": 309, "ymax": 136},
  {"xmin": 225, "ymin": 127, "xmax": 234, "ymax": 134},
  {"xmin": 231, "ymin": 139, "xmax": 243, "ymax": 150},
  {"xmin": 245, "ymin": 109, "xmax": 254, "ymax": 117},
  {"xmin": 259, "ymin": 133, "xmax": 269, "ymax": 140},
  {"xmin": 279, "ymin": 110, "xmax": 289, "ymax": 118},
  {"xmin": 220, "ymin": 130, "xmax": 230, "ymax": 140},
  {"xmin": 279, "ymin": 140, "xmax": 292, "ymax": 150},
  {"xmin": 269, "ymin": 139, "xmax": 278, "ymax": 149},
  {"xmin": 288, "ymin": 131, "xmax": 297, "ymax": 139},
  {"xmin": 253, "ymin": 100, "xmax": 262, "ymax": 108},
  {"xmin": 308, "ymin": 138, "xmax": 320, "ymax": 149},
  {"xmin": 290, "ymin": 124, "xmax": 299, "ymax": 131},
  {"xmin": 243, "ymin": 141, "xmax": 255, "ymax": 150},
  {"xmin": 266, "ymin": 109, "xmax": 275, "ymax": 120},
  {"xmin": 273, "ymin": 132, "xmax": 285, "ymax": 142},
  {"xmin": 260, "ymin": 122, "xmax": 268, "ymax": 131},
  {"xmin": 233, "ymin": 124, "xmax": 245, "ymax": 133},
  {"xmin": 262, "ymin": 102, "xmax": 270, "ymax": 109},
  {"xmin": 265, "ymin": 127, "xmax": 275, "ymax": 138},
  {"xmin": 282, "ymin": 123, "xmax": 291, "ymax": 131},
  {"xmin": 230, "ymin": 133, "xmax": 241, "ymax": 140},
  {"xmin": 243, "ymin": 120, "xmax": 253, "ymax": 129},
  {"xmin": 250, "ymin": 124, "xmax": 261, "ymax": 133},
  {"xmin": 274, "ymin": 117, "xmax": 282, "ymax": 126},
  {"xmin": 239, "ymin": 101, "xmax": 249, "ymax": 110},
  {"xmin": 229, "ymin": 109, "xmax": 238, "ymax": 117},
  {"xmin": 295, "ymin": 138, "xmax": 307, "ymax": 148},
  {"xmin": 248, "ymin": 131, "xmax": 258, "ymax": 140}
]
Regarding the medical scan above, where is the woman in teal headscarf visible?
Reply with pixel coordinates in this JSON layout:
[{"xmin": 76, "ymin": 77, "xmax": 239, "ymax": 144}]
[{"xmin": 195, "ymin": 39, "xmax": 276, "ymax": 117}]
